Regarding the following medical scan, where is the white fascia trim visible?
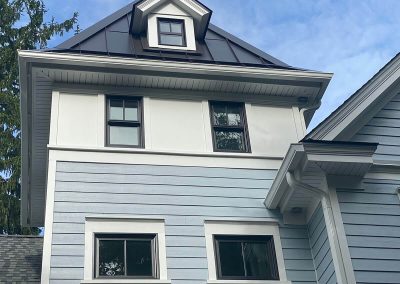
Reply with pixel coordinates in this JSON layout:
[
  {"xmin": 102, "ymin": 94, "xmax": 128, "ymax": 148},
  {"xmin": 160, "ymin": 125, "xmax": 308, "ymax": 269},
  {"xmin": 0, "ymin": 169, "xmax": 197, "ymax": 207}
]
[
  {"xmin": 138, "ymin": 0, "xmax": 208, "ymax": 16},
  {"xmin": 308, "ymin": 54, "xmax": 400, "ymax": 141},
  {"xmin": 47, "ymin": 146, "xmax": 283, "ymax": 170},
  {"xmin": 81, "ymin": 280, "xmax": 171, "ymax": 284},
  {"xmin": 18, "ymin": 51, "xmax": 333, "ymax": 83},
  {"xmin": 84, "ymin": 218, "xmax": 168, "ymax": 281},
  {"xmin": 204, "ymin": 221, "xmax": 289, "ymax": 283},
  {"xmin": 264, "ymin": 144, "xmax": 304, "ymax": 209}
]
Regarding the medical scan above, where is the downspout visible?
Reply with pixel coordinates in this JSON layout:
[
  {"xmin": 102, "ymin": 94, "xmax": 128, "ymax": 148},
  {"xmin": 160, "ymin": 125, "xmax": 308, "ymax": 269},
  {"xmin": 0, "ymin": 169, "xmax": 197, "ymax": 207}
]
[
  {"xmin": 286, "ymin": 172, "xmax": 354, "ymax": 284},
  {"xmin": 299, "ymin": 101, "xmax": 321, "ymax": 132}
]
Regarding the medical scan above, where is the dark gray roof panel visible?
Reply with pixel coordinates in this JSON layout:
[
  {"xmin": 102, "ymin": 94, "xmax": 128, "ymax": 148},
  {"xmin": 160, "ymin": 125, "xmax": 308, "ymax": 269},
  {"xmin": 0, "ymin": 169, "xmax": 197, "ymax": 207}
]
[
  {"xmin": 230, "ymin": 43, "xmax": 264, "ymax": 65},
  {"xmin": 206, "ymin": 39, "xmax": 238, "ymax": 63},
  {"xmin": 107, "ymin": 31, "xmax": 134, "ymax": 54},
  {"xmin": 0, "ymin": 235, "xmax": 43, "ymax": 283},
  {"xmin": 54, "ymin": 1, "xmax": 297, "ymax": 70}
]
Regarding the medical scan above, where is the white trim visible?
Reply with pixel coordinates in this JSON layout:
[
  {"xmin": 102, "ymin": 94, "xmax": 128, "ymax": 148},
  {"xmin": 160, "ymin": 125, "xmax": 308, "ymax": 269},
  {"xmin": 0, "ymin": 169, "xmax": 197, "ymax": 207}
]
[
  {"xmin": 308, "ymin": 54, "xmax": 400, "ymax": 141},
  {"xmin": 328, "ymin": 187, "xmax": 357, "ymax": 284},
  {"xmin": 18, "ymin": 51, "xmax": 333, "ymax": 82},
  {"xmin": 49, "ymin": 91, "xmax": 60, "ymax": 145},
  {"xmin": 143, "ymin": 97, "xmax": 152, "ymax": 149},
  {"xmin": 81, "ymin": 280, "xmax": 171, "ymax": 284},
  {"xmin": 202, "ymin": 100, "xmax": 213, "ymax": 152},
  {"xmin": 40, "ymin": 153, "xmax": 57, "ymax": 284},
  {"xmin": 97, "ymin": 94, "xmax": 105, "ymax": 147},
  {"xmin": 47, "ymin": 146, "xmax": 284, "ymax": 170},
  {"xmin": 204, "ymin": 221, "xmax": 289, "ymax": 284},
  {"xmin": 84, "ymin": 218, "xmax": 168, "ymax": 282},
  {"xmin": 148, "ymin": 13, "xmax": 196, "ymax": 51}
]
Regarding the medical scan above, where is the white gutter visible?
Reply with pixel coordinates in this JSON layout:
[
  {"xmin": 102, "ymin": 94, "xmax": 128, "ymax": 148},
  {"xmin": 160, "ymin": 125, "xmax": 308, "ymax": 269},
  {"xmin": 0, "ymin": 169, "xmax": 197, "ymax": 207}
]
[{"xmin": 18, "ymin": 50, "xmax": 333, "ymax": 82}]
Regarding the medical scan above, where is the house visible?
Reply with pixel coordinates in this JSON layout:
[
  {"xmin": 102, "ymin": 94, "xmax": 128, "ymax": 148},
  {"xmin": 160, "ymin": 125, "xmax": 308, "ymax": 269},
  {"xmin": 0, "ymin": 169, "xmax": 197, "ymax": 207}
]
[{"xmin": 16, "ymin": 0, "xmax": 400, "ymax": 283}]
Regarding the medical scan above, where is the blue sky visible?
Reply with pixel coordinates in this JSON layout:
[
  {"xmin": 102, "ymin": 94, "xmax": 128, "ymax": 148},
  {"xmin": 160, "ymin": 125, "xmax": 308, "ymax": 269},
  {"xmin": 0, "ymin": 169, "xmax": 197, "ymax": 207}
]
[{"xmin": 44, "ymin": 0, "xmax": 400, "ymax": 130}]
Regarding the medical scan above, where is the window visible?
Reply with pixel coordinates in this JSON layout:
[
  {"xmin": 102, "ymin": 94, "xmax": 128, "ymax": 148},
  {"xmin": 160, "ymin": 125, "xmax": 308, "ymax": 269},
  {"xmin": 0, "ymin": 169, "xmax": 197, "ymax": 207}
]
[
  {"xmin": 95, "ymin": 234, "xmax": 157, "ymax": 279},
  {"xmin": 214, "ymin": 235, "xmax": 279, "ymax": 281},
  {"xmin": 107, "ymin": 97, "xmax": 143, "ymax": 147},
  {"xmin": 157, "ymin": 18, "xmax": 186, "ymax": 47},
  {"xmin": 209, "ymin": 102, "xmax": 251, "ymax": 153}
]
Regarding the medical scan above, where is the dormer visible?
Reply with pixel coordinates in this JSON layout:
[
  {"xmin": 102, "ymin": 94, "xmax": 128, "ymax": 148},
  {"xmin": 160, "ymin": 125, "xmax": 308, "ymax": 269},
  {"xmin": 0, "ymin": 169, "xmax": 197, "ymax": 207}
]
[{"xmin": 130, "ymin": 0, "xmax": 211, "ymax": 51}]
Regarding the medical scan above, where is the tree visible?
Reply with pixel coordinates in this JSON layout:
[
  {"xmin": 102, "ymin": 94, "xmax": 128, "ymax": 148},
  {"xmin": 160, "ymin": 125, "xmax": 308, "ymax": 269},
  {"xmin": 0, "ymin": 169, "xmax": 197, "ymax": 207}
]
[{"xmin": 0, "ymin": 0, "xmax": 78, "ymax": 235}]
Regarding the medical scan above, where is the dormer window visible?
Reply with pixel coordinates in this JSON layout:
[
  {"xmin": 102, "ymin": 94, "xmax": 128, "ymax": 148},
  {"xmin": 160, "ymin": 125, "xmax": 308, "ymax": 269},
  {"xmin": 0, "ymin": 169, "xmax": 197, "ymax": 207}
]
[{"xmin": 158, "ymin": 18, "xmax": 186, "ymax": 47}]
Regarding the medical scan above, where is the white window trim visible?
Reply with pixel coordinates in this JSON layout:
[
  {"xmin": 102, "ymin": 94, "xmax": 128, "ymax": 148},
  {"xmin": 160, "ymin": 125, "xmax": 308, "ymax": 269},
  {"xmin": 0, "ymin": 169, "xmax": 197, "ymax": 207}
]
[
  {"xmin": 147, "ymin": 13, "xmax": 196, "ymax": 51},
  {"xmin": 83, "ymin": 218, "xmax": 170, "ymax": 284},
  {"xmin": 204, "ymin": 221, "xmax": 291, "ymax": 284}
]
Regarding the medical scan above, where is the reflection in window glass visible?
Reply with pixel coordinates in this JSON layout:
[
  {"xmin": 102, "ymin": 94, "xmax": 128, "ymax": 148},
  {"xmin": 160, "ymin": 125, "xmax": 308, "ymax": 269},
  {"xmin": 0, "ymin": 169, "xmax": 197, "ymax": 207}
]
[
  {"xmin": 99, "ymin": 240, "xmax": 125, "ymax": 277},
  {"xmin": 215, "ymin": 236, "xmax": 279, "ymax": 280},
  {"xmin": 127, "ymin": 240, "xmax": 153, "ymax": 276},
  {"xmin": 125, "ymin": 100, "xmax": 138, "ymax": 121},
  {"xmin": 160, "ymin": 34, "xmax": 183, "ymax": 46},
  {"xmin": 158, "ymin": 19, "xmax": 185, "ymax": 47},
  {"xmin": 109, "ymin": 100, "xmax": 124, "ymax": 120},
  {"xmin": 109, "ymin": 126, "xmax": 139, "ymax": 146},
  {"xmin": 215, "ymin": 131, "xmax": 244, "ymax": 151}
]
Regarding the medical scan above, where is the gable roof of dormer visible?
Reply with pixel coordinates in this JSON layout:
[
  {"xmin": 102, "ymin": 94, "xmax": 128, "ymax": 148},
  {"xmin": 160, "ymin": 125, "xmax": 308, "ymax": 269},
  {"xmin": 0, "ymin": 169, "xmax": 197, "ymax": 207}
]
[
  {"xmin": 131, "ymin": 0, "xmax": 211, "ymax": 39},
  {"xmin": 54, "ymin": 0, "xmax": 296, "ymax": 70}
]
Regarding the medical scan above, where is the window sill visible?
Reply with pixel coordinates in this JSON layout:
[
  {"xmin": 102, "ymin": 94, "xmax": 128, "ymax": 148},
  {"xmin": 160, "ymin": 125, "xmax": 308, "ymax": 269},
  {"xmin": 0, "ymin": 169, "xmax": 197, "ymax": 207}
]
[
  {"xmin": 207, "ymin": 281, "xmax": 292, "ymax": 284},
  {"xmin": 81, "ymin": 280, "xmax": 171, "ymax": 284}
]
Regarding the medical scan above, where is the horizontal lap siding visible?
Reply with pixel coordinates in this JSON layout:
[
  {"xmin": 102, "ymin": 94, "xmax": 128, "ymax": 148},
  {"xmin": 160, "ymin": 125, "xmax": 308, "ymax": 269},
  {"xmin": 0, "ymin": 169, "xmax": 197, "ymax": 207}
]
[
  {"xmin": 337, "ymin": 178, "xmax": 400, "ymax": 284},
  {"xmin": 351, "ymin": 93, "xmax": 400, "ymax": 162},
  {"xmin": 307, "ymin": 204, "xmax": 337, "ymax": 284},
  {"xmin": 50, "ymin": 162, "xmax": 317, "ymax": 284}
]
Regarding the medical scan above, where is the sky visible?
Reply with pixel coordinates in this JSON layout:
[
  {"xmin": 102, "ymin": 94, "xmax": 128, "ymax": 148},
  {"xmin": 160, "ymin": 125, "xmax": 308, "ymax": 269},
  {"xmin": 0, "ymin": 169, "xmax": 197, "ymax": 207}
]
[{"xmin": 44, "ymin": 0, "xmax": 400, "ymax": 130}]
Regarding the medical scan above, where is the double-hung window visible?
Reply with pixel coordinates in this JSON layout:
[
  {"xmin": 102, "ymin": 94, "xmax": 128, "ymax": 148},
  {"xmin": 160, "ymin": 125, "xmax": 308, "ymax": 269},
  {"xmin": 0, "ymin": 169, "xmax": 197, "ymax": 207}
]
[
  {"xmin": 158, "ymin": 18, "xmax": 186, "ymax": 47},
  {"xmin": 214, "ymin": 235, "xmax": 279, "ymax": 281},
  {"xmin": 107, "ymin": 97, "xmax": 143, "ymax": 147},
  {"xmin": 210, "ymin": 101, "xmax": 251, "ymax": 152},
  {"xmin": 95, "ymin": 234, "xmax": 157, "ymax": 279}
]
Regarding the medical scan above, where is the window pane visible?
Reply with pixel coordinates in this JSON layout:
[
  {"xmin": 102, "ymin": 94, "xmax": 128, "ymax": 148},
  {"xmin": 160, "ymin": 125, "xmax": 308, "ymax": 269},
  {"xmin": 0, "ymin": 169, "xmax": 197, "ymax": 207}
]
[
  {"xmin": 227, "ymin": 105, "xmax": 242, "ymax": 126},
  {"xmin": 110, "ymin": 99, "xmax": 124, "ymax": 120},
  {"xmin": 213, "ymin": 105, "xmax": 227, "ymax": 125},
  {"xmin": 243, "ymin": 242, "xmax": 270, "ymax": 279},
  {"xmin": 125, "ymin": 100, "xmax": 138, "ymax": 121},
  {"xmin": 170, "ymin": 22, "xmax": 182, "ymax": 33},
  {"xmin": 215, "ymin": 131, "xmax": 245, "ymax": 151},
  {"xmin": 218, "ymin": 241, "xmax": 245, "ymax": 277},
  {"xmin": 159, "ymin": 21, "xmax": 171, "ymax": 33},
  {"xmin": 126, "ymin": 240, "xmax": 153, "ymax": 276},
  {"xmin": 98, "ymin": 240, "xmax": 125, "ymax": 277},
  {"xmin": 110, "ymin": 126, "xmax": 139, "ymax": 146},
  {"xmin": 160, "ymin": 34, "xmax": 183, "ymax": 46}
]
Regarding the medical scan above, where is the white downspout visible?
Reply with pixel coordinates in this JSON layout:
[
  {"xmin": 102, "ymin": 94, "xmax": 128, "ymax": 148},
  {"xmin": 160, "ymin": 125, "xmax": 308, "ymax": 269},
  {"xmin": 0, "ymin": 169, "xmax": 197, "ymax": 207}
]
[
  {"xmin": 286, "ymin": 172, "xmax": 355, "ymax": 284},
  {"xmin": 299, "ymin": 101, "xmax": 321, "ymax": 133}
]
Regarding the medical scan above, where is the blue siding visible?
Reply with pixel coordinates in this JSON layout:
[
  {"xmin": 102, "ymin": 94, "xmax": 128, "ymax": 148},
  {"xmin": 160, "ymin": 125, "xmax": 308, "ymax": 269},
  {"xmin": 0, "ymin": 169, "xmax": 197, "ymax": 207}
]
[
  {"xmin": 307, "ymin": 204, "xmax": 337, "ymax": 284},
  {"xmin": 352, "ymin": 93, "xmax": 400, "ymax": 162},
  {"xmin": 49, "ymin": 162, "xmax": 317, "ymax": 284},
  {"xmin": 337, "ymin": 178, "xmax": 400, "ymax": 284}
]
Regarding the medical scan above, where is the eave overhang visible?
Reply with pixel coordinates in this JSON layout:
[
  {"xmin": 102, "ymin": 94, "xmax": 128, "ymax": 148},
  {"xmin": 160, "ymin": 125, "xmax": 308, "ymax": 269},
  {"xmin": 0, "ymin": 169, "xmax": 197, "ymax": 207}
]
[
  {"xmin": 130, "ymin": 0, "xmax": 212, "ymax": 39},
  {"xmin": 264, "ymin": 140, "xmax": 377, "ymax": 222}
]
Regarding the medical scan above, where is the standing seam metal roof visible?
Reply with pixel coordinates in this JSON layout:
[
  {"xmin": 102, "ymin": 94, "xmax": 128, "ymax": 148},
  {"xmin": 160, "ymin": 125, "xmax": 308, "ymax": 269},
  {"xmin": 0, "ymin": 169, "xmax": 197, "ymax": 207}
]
[{"xmin": 52, "ymin": 0, "xmax": 301, "ymax": 70}]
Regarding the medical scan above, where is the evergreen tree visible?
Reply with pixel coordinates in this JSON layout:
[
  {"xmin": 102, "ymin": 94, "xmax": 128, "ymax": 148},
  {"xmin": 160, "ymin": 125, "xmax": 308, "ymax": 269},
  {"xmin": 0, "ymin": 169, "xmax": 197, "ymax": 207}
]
[{"xmin": 0, "ymin": 0, "xmax": 78, "ymax": 234}]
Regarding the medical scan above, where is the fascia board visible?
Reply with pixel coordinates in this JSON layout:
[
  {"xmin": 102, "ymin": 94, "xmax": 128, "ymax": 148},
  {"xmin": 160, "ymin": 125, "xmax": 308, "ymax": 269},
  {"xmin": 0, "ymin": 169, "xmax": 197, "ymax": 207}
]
[
  {"xmin": 18, "ymin": 51, "xmax": 332, "ymax": 85},
  {"xmin": 264, "ymin": 144, "xmax": 305, "ymax": 209},
  {"xmin": 308, "ymin": 53, "xmax": 400, "ymax": 141}
]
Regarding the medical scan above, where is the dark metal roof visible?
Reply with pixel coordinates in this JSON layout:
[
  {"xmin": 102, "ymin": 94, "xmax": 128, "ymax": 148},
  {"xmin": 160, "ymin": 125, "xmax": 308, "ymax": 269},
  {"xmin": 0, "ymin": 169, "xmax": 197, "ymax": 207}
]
[
  {"xmin": 0, "ymin": 235, "xmax": 43, "ymax": 283},
  {"xmin": 53, "ymin": 0, "xmax": 299, "ymax": 70}
]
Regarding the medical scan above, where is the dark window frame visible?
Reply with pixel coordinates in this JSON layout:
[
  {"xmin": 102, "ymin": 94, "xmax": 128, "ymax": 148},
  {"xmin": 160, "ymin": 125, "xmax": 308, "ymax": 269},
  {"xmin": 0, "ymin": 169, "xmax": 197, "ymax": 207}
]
[
  {"xmin": 94, "ymin": 234, "xmax": 159, "ymax": 279},
  {"xmin": 214, "ymin": 235, "xmax": 280, "ymax": 281},
  {"xmin": 157, "ymin": 18, "xmax": 187, "ymax": 47},
  {"xmin": 209, "ymin": 101, "xmax": 251, "ymax": 153},
  {"xmin": 106, "ymin": 96, "xmax": 144, "ymax": 148}
]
